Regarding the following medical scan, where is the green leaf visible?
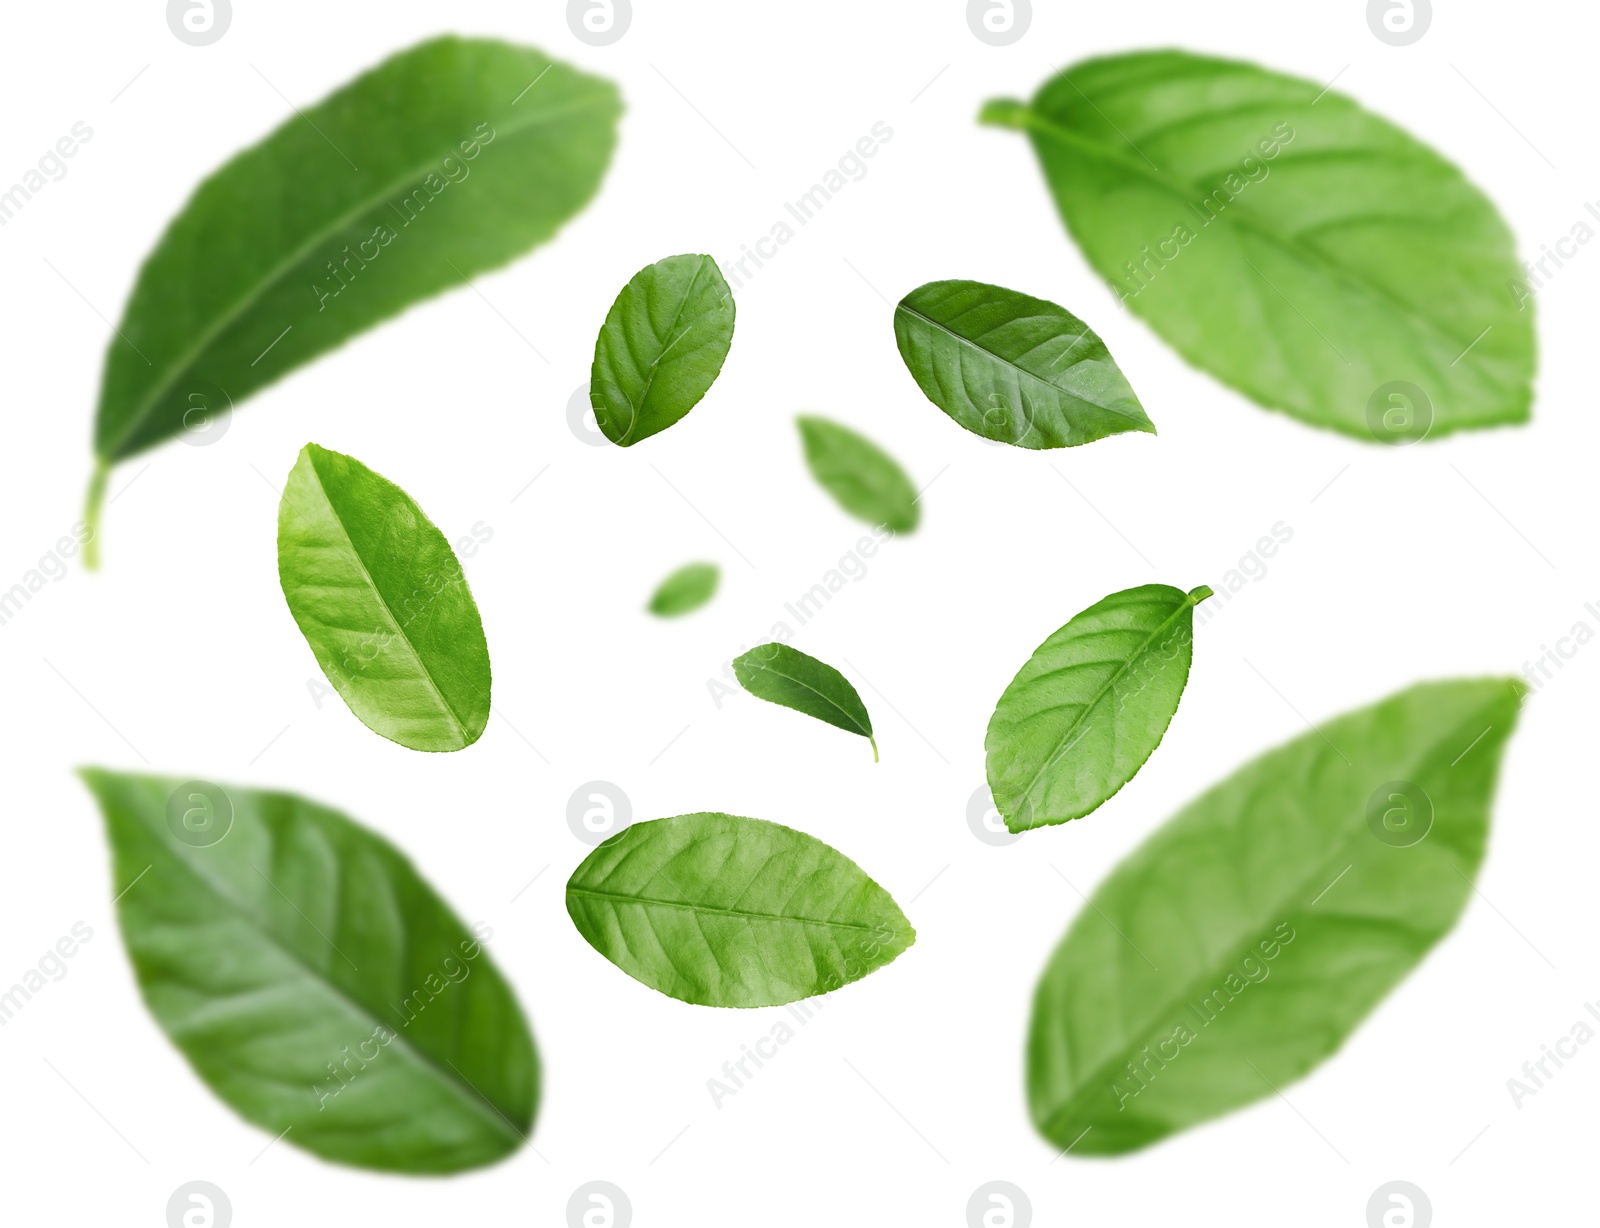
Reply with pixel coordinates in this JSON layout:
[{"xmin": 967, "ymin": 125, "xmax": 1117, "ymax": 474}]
[
  {"xmin": 84, "ymin": 36, "xmax": 622, "ymax": 565},
  {"xmin": 278, "ymin": 443, "xmax": 490, "ymax": 753},
  {"xmin": 565, "ymin": 812, "xmax": 914, "ymax": 1007},
  {"xmin": 981, "ymin": 51, "xmax": 1535, "ymax": 442},
  {"xmin": 590, "ymin": 254, "xmax": 736, "ymax": 445},
  {"xmin": 732, "ymin": 643, "xmax": 877, "ymax": 760},
  {"xmin": 987, "ymin": 584, "xmax": 1210, "ymax": 832},
  {"xmin": 80, "ymin": 768, "xmax": 538, "ymax": 1174},
  {"xmin": 1027, "ymin": 677, "xmax": 1525, "ymax": 1156},
  {"xmin": 796, "ymin": 415, "xmax": 921, "ymax": 533},
  {"xmin": 648, "ymin": 561, "xmax": 719, "ymax": 617},
  {"xmin": 893, "ymin": 279, "xmax": 1153, "ymax": 448}
]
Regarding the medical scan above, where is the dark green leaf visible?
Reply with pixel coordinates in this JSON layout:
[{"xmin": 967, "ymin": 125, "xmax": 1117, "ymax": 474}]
[
  {"xmin": 797, "ymin": 415, "xmax": 920, "ymax": 533},
  {"xmin": 987, "ymin": 584, "xmax": 1210, "ymax": 831},
  {"xmin": 590, "ymin": 254, "xmax": 736, "ymax": 445},
  {"xmin": 981, "ymin": 51, "xmax": 1534, "ymax": 441},
  {"xmin": 648, "ymin": 561, "xmax": 719, "ymax": 617},
  {"xmin": 733, "ymin": 643, "xmax": 876, "ymax": 760},
  {"xmin": 80, "ymin": 768, "xmax": 538, "ymax": 1173},
  {"xmin": 893, "ymin": 279, "xmax": 1153, "ymax": 448},
  {"xmin": 85, "ymin": 36, "xmax": 621, "ymax": 564},
  {"xmin": 1027, "ymin": 677, "xmax": 1525, "ymax": 1156},
  {"xmin": 566, "ymin": 812, "xmax": 914, "ymax": 1007},
  {"xmin": 278, "ymin": 443, "xmax": 490, "ymax": 753}
]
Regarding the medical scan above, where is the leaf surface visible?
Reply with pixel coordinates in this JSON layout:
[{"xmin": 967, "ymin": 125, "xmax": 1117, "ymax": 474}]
[
  {"xmin": 81, "ymin": 769, "xmax": 538, "ymax": 1173},
  {"xmin": 1027, "ymin": 678, "xmax": 1525, "ymax": 1155},
  {"xmin": 278, "ymin": 443, "xmax": 490, "ymax": 752},
  {"xmin": 797, "ymin": 415, "xmax": 920, "ymax": 533},
  {"xmin": 648, "ymin": 561, "xmax": 719, "ymax": 617},
  {"xmin": 733, "ymin": 643, "xmax": 876, "ymax": 759},
  {"xmin": 565, "ymin": 812, "xmax": 914, "ymax": 1007}
]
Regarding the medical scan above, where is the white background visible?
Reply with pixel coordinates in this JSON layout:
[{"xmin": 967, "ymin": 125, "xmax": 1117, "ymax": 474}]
[{"xmin": 0, "ymin": 1, "xmax": 1592, "ymax": 1224}]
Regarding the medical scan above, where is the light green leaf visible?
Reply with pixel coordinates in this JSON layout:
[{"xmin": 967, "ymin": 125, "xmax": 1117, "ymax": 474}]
[
  {"xmin": 797, "ymin": 415, "xmax": 920, "ymax": 533},
  {"xmin": 733, "ymin": 643, "xmax": 877, "ymax": 760},
  {"xmin": 85, "ymin": 36, "xmax": 621, "ymax": 565},
  {"xmin": 648, "ymin": 561, "xmax": 719, "ymax": 617},
  {"xmin": 80, "ymin": 769, "xmax": 538, "ymax": 1174},
  {"xmin": 981, "ymin": 51, "xmax": 1535, "ymax": 442},
  {"xmin": 893, "ymin": 279, "xmax": 1153, "ymax": 448},
  {"xmin": 1027, "ymin": 677, "xmax": 1525, "ymax": 1156},
  {"xmin": 278, "ymin": 443, "xmax": 490, "ymax": 753},
  {"xmin": 566, "ymin": 812, "xmax": 914, "ymax": 1007},
  {"xmin": 590, "ymin": 254, "xmax": 736, "ymax": 445},
  {"xmin": 987, "ymin": 584, "xmax": 1210, "ymax": 831}
]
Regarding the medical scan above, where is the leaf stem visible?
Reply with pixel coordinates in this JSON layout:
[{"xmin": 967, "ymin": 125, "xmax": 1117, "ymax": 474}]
[
  {"xmin": 870, "ymin": 735, "xmax": 879, "ymax": 764},
  {"xmin": 82, "ymin": 459, "xmax": 109, "ymax": 572}
]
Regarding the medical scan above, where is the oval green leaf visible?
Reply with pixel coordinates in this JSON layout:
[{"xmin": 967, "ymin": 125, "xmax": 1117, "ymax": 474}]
[
  {"xmin": 987, "ymin": 584, "xmax": 1210, "ymax": 832},
  {"xmin": 85, "ymin": 36, "xmax": 622, "ymax": 564},
  {"xmin": 733, "ymin": 642, "xmax": 876, "ymax": 760},
  {"xmin": 797, "ymin": 415, "xmax": 920, "ymax": 533},
  {"xmin": 80, "ymin": 768, "xmax": 538, "ymax": 1174},
  {"xmin": 590, "ymin": 254, "xmax": 736, "ymax": 445},
  {"xmin": 566, "ymin": 812, "xmax": 914, "ymax": 1007},
  {"xmin": 648, "ymin": 561, "xmax": 719, "ymax": 617},
  {"xmin": 278, "ymin": 443, "xmax": 490, "ymax": 752},
  {"xmin": 981, "ymin": 51, "xmax": 1535, "ymax": 442},
  {"xmin": 893, "ymin": 279, "xmax": 1153, "ymax": 448},
  {"xmin": 1027, "ymin": 677, "xmax": 1526, "ymax": 1156}
]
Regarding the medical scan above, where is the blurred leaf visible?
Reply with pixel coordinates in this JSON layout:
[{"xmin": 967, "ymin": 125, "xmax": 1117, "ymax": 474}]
[
  {"xmin": 648, "ymin": 561, "xmax": 719, "ymax": 617},
  {"xmin": 797, "ymin": 415, "xmax": 920, "ymax": 533}
]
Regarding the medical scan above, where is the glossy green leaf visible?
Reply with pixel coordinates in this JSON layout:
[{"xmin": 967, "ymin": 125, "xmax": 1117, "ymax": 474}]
[
  {"xmin": 84, "ymin": 36, "xmax": 622, "ymax": 565},
  {"xmin": 893, "ymin": 279, "xmax": 1153, "ymax": 448},
  {"xmin": 590, "ymin": 254, "xmax": 736, "ymax": 445},
  {"xmin": 278, "ymin": 443, "xmax": 490, "ymax": 752},
  {"xmin": 987, "ymin": 584, "xmax": 1210, "ymax": 832},
  {"xmin": 648, "ymin": 561, "xmax": 719, "ymax": 617},
  {"xmin": 733, "ymin": 643, "xmax": 876, "ymax": 760},
  {"xmin": 566, "ymin": 812, "xmax": 914, "ymax": 1007},
  {"xmin": 1027, "ymin": 677, "xmax": 1525, "ymax": 1156},
  {"xmin": 797, "ymin": 415, "xmax": 920, "ymax": 533},
  {"xmin": 80, "ymin": 768, "xmax": 538, "ymax": 1174},
  {"xmin": 981, "ymin": 51, "xmax": 1535, "ymax": 442}
]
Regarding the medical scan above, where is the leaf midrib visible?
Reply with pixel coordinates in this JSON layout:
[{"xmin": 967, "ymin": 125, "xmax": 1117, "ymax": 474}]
[{"xmin": 567, "ymin": 886, "xmax": 880, "ymax": 932}]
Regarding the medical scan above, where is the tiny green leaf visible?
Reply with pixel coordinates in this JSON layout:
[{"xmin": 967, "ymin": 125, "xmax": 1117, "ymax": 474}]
[
  {"xmin": 278, "ymin": 443, "xmax": 490, "ymax": 753},
  {"xmin": 81, "ymin": 769, "xmax": 538, "ymax": 1174},
  {"xmin": 85, "ymin": 36, "xmax": 621, "ymax": 565},
  {"xmin": 566, "ymin": 812, "xmax": 915, "ymax": 1007},
  {"xmin": 987, "ymin": 584, "xmax": 1210, "ymax": 831},
  {"xmin": 982, "ymin": 51, "xmax": 1535, "ymax": 441},
  {"xmin": 733, "ymin": 643, "xmax": 876, "ymax": 760},
  {"xmin": 893, "ymin": 279, "xmax": 1153, "ymax": 448},
  {"xmin": 796, "ymin": 415, "xmax": 920, "ymax": 534},
  {"xmin": 590, "ymin": 254, "xmax": 736, "ymax": 445},
  {"xmin": 1027, "ymin": 677, "xmax": 1525, "ymax": 1156},
  {"xmin": 648, "ymin": 561, "xmax": 719, "ymax": 617}
]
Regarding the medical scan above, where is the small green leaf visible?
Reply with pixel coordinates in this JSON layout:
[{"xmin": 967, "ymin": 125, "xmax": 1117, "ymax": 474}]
[
  {"xmin": 566, "ymin": 812, "xmax": 914, "ymax": 1007},
  {"xmin": 591, "ymin": 254, "xmax": 736, "ymax": 445},
  {"xmin": 1027, "ymin": 677, "xmax": 1525, "ymax": 1156},
  {"xmin": 648, "ymin": 562, "xmax": 719, "ymax": 617},
  {"xmin": 982, "ymin": 51, "xmax": 1535, "ymax": 441},
  {"xmin": 987, "ymin": 584, "xmax": 1210, "ymax": 831},
  {"xmin": 893, "ymin": 279, "xmax": 1153, "ymax": 448},
  {"xmin": 277, "ymin": 443, "xmax": 490, "ymax": 752},
  {"xmin": 81, "ymin": 769, "xmax": 538, "ymax": 1174},
  {"xmin": 797, "ymin": 415, "xmax": 920, "ymax": 533},
  {"xmin": 733, "ymin": 643, "xmax": 876, "ymax": 760}
]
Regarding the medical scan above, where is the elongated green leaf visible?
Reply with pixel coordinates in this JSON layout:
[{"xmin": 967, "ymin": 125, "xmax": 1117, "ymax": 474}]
[
  {"xmin": 797, "ymin": 415, "xmax": 920, "ymax": 533},
  {"xmin": 981, "ymin": 51, "xmax": 1534, "ymax": 441},
  {"xmin": 648, "ymin": 561, "xmax": 719, "ymax": 617},
  {"xmin": 893, "ymin": 279, "xmax": 1153, "ymax": 448},
  {"xmin": 85, "ymin": 36, "xmax": 621, "ymax": 564},
  {"xmin": 278, "ymin": 443, "xmax": 490, "ymax": 752},
  {"xmin": 590, "ymin": 254, "xmax": 735, "ymax": 445},
  {"xmin": 1027, "ymin": 677, "xmax": 1525, "ymax": 1156},
  {"xmin": 566, "ymin": 812, "xmax": 914, "ymax": 1006},
  {"xmin": 733, "ymin": 643, "xmax": 876, "ymax": 760},
  {"xmin": 988, "ymin": 584, "xmax": 1210, "ymax": 831},
  {"xmin": 80, "ymin": 769, "xmax": 538, "ymax": 1173}
]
